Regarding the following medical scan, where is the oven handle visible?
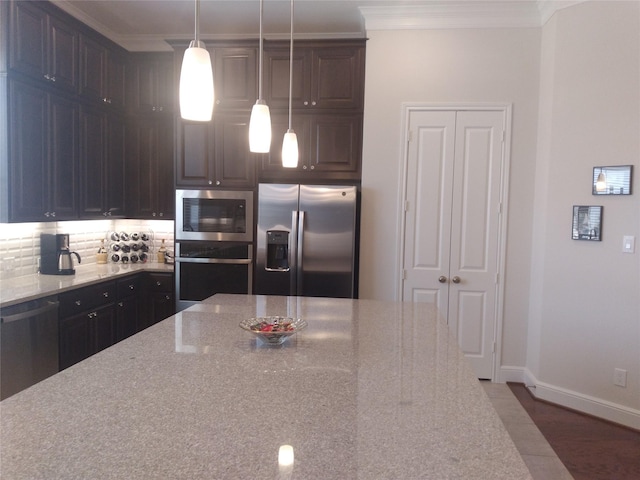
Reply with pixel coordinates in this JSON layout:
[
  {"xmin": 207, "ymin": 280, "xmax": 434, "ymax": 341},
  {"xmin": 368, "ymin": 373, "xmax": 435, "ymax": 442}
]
[{"xmin": 175, "ymin": 257, "xmax": 253, "ymax": 265}]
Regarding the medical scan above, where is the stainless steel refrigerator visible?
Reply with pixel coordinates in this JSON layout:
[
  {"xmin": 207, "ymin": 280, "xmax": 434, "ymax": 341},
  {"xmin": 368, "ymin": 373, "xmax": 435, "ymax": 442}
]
[{"xmin": 255, "ymin": 184, "xmax": 358, "ymax": 298}]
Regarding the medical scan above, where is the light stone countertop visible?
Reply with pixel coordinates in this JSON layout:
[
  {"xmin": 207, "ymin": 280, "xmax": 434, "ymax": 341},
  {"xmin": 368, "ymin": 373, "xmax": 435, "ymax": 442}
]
[
  {"xmin": 0, "ymin": 294, "xmax": 532, "ymax": 479},
  {"xmin": 0, "ymin": 262, "xmax": 174, "ymax": 308}
]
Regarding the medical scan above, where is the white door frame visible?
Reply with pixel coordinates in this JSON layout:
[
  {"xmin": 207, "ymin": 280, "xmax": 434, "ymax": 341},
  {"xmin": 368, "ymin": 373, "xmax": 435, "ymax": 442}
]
[{"xmin": 396, "ymin": 103, "xmax": 513, "ymax": 381}]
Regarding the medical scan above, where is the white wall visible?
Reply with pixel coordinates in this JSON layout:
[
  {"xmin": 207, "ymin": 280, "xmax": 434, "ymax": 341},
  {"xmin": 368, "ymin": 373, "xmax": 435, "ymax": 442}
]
[
  {"xmin": 361, "ymin": 0, "xmax": 640, "ymax": 428},
  {"xmin": 528, "ymin": 1, "xmax": 639, "ymax": 427},
  {"xmin": 360, "ymin": 27, "xmax": 541, "ymax": 372}
]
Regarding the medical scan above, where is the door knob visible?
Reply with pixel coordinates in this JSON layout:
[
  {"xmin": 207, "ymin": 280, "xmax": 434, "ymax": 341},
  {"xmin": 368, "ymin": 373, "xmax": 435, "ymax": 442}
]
[
  {"xmin": 452, "ymin": 276, "xmax": 461, "ymax": 284},
  {"xmin": 438, "ymin": 276, "xmax": 447, "ymax": 283}
]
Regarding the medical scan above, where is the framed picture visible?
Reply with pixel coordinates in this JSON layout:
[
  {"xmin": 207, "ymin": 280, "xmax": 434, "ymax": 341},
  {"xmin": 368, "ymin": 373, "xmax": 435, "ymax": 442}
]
[
  {"xmin": 572, "ymin": 206, "xmax": 602, "ymax": 241},
  {"xmin": 592, "ymin": 165, "xmax": 633, "ymax": 195}
]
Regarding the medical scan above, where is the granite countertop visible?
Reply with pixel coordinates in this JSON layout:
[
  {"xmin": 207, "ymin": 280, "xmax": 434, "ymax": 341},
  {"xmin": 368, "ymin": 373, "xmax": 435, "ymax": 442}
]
[
  {"xmin": 0, "ymin": 262, "xmax": 174, "ymax": 308},
  {"xmin": 0, "ymin": 294, "xmax": 532, "ymax": 479}
]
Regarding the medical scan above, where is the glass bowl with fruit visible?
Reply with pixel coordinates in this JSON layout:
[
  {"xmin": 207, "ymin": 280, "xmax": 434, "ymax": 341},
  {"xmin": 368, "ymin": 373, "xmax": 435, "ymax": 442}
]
[{"xmin": 239, "ymin": 316, "xmax": 307, "ymax": 345}]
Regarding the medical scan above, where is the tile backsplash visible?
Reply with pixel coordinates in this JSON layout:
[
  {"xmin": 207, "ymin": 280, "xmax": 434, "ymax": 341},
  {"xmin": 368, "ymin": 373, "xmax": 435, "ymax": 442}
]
[{"xmin": 0, "ymin": 219, "xmax": 174, "ymax": 280}]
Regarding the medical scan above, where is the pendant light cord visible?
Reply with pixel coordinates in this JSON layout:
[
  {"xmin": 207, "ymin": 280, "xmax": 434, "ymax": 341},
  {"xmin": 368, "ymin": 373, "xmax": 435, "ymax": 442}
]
[
  {"xmin": 288, "ymin": 0, "xmax": 294, "ymax": 130},
  {"xmin": 194, "ymin": 0, "xmax": 200, "ymax": 42},
  {"xmin": 258, "ymin": 0, "xmax": 264, "ymax": 101}
]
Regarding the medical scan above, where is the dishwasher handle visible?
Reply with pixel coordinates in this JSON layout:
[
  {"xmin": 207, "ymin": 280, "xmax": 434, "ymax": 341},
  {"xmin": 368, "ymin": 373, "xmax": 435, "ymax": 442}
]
[{"xmin": 1, "ymin": 301, "xmax": 60, "ymax": 324}]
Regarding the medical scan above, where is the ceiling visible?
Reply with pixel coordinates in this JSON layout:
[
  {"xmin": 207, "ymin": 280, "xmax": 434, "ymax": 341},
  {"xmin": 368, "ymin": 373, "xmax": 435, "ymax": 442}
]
[{"xmin": 51, "ymin": 0, "xmax": 582, "ymax": 51}]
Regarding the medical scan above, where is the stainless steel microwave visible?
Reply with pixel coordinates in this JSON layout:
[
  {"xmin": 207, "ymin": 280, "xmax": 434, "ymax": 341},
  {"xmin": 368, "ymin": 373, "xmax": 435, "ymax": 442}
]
[{"xmin": 175, "ymin": 190, "xmax": 254, "ymax": 242}]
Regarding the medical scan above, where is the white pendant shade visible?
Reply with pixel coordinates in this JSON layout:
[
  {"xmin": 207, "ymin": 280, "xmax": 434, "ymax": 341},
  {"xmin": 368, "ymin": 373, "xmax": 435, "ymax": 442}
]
[
  {"xmin": 282, "ymin": 129, "xmax": 299, "ymax": 168},
  {"xmin": 179, "ymin": 45, "xmax": 214, "ymax": 122},
  {"xmin": 595, "ymin": 172, "xmax": 607, "ymax": 192},
  {"xmin": 249, "ymin": 102, "xmax": 272, "ymax": 152}
]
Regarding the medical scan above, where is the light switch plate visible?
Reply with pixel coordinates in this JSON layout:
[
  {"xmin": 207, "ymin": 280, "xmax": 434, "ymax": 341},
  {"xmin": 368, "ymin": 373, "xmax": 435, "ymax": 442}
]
[{"xmin": 622, "ymin": 235, "xmax": 635, "ymax": 253}]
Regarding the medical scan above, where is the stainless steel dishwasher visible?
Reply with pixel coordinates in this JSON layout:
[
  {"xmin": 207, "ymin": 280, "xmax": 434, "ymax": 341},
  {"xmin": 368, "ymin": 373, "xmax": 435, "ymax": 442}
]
[{"xmin": 1, "ymin": 296, "xmax": 59, "ymax": 400}]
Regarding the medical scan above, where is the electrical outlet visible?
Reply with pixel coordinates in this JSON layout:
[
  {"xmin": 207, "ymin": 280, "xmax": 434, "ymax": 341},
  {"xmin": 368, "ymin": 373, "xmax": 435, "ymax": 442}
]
[{"xmin": 613, "ymin": 368, "xmax": 627, "ymax": 387}]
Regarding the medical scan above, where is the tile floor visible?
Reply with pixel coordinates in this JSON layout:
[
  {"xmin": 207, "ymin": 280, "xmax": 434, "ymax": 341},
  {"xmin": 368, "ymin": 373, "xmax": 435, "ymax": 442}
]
[{"xmin": 481, "ymin": 382, "xmax": 574, "ymax": 480}]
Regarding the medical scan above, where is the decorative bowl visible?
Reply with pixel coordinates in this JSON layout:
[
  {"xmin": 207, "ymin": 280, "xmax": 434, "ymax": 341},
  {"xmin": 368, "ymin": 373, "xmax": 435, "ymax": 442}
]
[{"xmin": 239, "ymin": 316, "xmax": 307, "ymax": 345}]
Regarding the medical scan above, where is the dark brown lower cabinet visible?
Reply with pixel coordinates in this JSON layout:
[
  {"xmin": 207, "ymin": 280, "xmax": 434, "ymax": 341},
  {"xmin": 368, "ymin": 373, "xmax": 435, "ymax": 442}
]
[
  {"xmin": 142, "ymin": 272, "xmax": 175, "ymax": 330},
  {"xmin": 58, "ymin": 282, "xmax": 116, "ymax": 370},
  {"xmin": 58, "ymin": 272, "xmax": 174, "ymax": 370}
]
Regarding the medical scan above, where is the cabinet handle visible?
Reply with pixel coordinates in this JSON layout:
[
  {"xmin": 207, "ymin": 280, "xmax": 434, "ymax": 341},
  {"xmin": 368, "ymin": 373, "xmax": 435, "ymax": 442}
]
[
  {"xmin": 215, "ymin": 181, "xmax": 221, "ymax": 186},
  {"xmin": 75, "ymin": 300, "xmax": 82, "ymax": 306},
  {"xmin": 452, "ymin": 276, "xmax": 461, "ymax": 284},
  {"xmin": 159, "ymin": 212, "xmax": 164, "ymax": 217},
  {"xmin": 129, "ymin": 284, "xmax": 135, "ymax": 290},
  {"xmin": 165, "ymin": 295, "xmax": 171, "ymax": 300},
  {"xmin": 303, "ymin": 101, "xmax": 308, "ymax": 106},
  {"xmin": 158, "ymin": 106, "xmax": 164, "ymax": 112},
  {"xmin": 302, "ymin": 165, "xmax": 307, "ymax": 170},
  {"xmin": 118, "ymin": 302, "xmax": 124, "ymax": 307},
  {"xmin": 152, "ymin": 212, "xmax": 157, "ymax": 217},
  {"xmin": 50, "ymin": 212, "xmax": 56, "ymax": 217},
  {"xmin": 156, "ymin": 281, "xmax": 162, "ymax": 286},
  {"xmin": 50, "ymin": 76, "xmax": 56, "ymax": 82},
  {"xmin": 311, "ymin": 101, "xmax": 316, "ymax": 106},
  {"xmin": 310, "ymin": 166, "xmax": 315, "ymax": 170},
  {"xmin": 208, "ymin": 180, "xmax": 213, "ymax": 185},
  {"xmin": 103, "ymin": 292, "xmax": 109, "ymax": 298},
  {"xmin": 44, "ymin": 74, "xmax": 50, "ymax": 80}
]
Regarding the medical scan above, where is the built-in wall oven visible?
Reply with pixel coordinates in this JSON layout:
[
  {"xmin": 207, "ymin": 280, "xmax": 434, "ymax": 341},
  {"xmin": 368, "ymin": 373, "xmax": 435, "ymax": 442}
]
[{"xmin": 175, "ymin": 190, "xmax": 254, "ymax": 312}]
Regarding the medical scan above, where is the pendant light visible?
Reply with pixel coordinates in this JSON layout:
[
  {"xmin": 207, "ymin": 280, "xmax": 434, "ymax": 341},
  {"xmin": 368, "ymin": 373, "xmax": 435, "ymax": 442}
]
[
  {"xmin": 179, "ymin": 0, "xmax": 214, "ymax": 122},
  {"xmin": 282, "ymin": 0, "xmax": 298, "ymax": 168},
  {"xmin": 249, "ymin": 0, "xmax": 272, "ymax": 152}
]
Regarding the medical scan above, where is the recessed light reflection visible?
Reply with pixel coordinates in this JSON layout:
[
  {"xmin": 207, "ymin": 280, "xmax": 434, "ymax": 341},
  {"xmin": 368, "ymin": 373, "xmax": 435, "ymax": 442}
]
[{"xmin": 278, "ymin": 444, "xmax": 294, "ymax": 467}]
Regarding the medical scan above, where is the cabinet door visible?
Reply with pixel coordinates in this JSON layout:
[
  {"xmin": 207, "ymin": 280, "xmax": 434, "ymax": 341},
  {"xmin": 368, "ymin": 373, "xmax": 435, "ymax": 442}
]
[
  {"xmin": 129, "ymin": 55, "xmax": 174, "ymax": 113},
  {"xmin": 105, "ymin": 114, "xmax": 126, "ymax": 217},
  {"xmin": 79, "ymin": 35, "xmax": 107, "ymax": 103},
  {"xmin": 79, "ymin": 105, "xmax": 106, "ymax": 217},
  {"xmin": 264, "ymin": 47, "xmax": 310, "ymax": 110},
  {"xmin": 92, "ymin": 304, "xmax": 115, "ymax": 354},
  {"xmin": 48, "ymin": 93, "xmax": 80, "ymax": 219},
  {"xmin": 9, "ymin": 2, "xmax": 78, "ymax": 92},
  {"xmin": 127, "ymin": 116, "xmax": 174, "ymax": 218},
  {"xmin": 7, "ymin": 81, "xmax": 78, "ymax": 222},
  {"xmin": 106, "ymin": 52, "xmax": 127, "ymax": 110},
  {"xmin": 214, "ymin": 113, "xmax": 256, "ymax": 188},
  {"xmin": 59, "ymin": 313, "xmax": 92, "ymax": 370},
  {"xmin": 175, "ymin": 120, "xmax": 215, "ymax": 187},
  {"xmin": 311, "ymin": 46, "xmax": 364, "ymax": 110},
  {"xmin": 115, "ymin": 295, "xmax": 139, "ymax": 342},
  {"xmin": 148, "ymin": 292, "xmax": 175, "ymax": 327},
  {"xmin": 309, "ymin": 114, "xmax": 362, "ymax": 174},
  {"xmin": 48, "ymin": 14, "xmax": 78, "ymax": 93},
  {"xmin": 214, "ymin": 47, "xmax": 257, "ymax": 110},
  {"xmin": 9, "ymin": 1, "xmax": 48, "ymax": 80},
  {"xmin": 259, "ymin": 112, "xmax": 310, "ymax": 175},
  {"xmin": 8, "ymin": 81, "xmax": 49, "ymax": 221}
]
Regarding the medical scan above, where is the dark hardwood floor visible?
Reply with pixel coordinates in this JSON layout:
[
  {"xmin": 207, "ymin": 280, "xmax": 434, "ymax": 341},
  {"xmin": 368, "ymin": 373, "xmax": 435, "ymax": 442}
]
[{"xmin": 508, "ymin": 383, "xmax": 640, "ymax": 480}]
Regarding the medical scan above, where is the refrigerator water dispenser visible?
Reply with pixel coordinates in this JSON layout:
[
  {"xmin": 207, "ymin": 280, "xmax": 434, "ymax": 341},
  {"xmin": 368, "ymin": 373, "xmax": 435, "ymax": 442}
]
[{"xmin": 266, "ymin": 231, "xmax": 290, "ymax": 271}]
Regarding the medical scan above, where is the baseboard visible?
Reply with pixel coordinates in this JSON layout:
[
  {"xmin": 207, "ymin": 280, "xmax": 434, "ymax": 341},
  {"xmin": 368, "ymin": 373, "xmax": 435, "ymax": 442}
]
[
  {"xmin": 496, "ymin": 365, "xmax": 527, "ymax": 384},
  {"xmin": 520, "ymin": 368, "xmax": 640, "ymax": 431}
]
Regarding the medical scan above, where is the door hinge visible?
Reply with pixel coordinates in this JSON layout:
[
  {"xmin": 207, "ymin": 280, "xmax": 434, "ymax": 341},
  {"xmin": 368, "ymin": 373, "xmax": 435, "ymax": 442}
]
[
  {"xmin": 501, "ymin": 130, "xmax": 505, "ymax": 143},
  {"xmin": 492, "ymin": 341, "xmax": 496, "ymax": 353},
  {"xmin": 495, "ymin": 273, "xmax": 499, "ymax": 284},
  {"xmin": 402, "ymin": 269, "xmax": 407, "ymax": 280},
  {"xmin": 408, "ymin": 129, "xmax": 413, "ymax": 143},
  {"xmin": 404, "ymin": 200, "xmax": 410, "ymax": 212}
]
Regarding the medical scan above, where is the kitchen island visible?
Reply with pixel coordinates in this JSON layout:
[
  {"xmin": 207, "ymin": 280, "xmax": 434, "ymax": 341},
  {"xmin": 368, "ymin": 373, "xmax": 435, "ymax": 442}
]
[{"xmin": 0, "ymin": 294, "xmax": 532, "ymax": 479}]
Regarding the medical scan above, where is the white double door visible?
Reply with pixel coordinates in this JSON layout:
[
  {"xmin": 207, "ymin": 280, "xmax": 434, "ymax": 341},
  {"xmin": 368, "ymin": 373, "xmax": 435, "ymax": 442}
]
[{"xmin": 401, "ymin": 108, "xmax": 506, "ymax": 379}]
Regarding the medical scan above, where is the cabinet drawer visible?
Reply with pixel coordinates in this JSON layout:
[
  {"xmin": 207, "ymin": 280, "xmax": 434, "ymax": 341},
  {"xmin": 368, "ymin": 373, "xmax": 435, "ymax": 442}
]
[
  {"xmin": 147, "ymin": 273, "xmax": 173, "ymax": 293},
  {"xmin": 59, "ymin": 281, "xmax": 116, "ymax": 317},
  {"xmin": 117, "ymin": 275, "xmax": 141, "ymax": 298}
]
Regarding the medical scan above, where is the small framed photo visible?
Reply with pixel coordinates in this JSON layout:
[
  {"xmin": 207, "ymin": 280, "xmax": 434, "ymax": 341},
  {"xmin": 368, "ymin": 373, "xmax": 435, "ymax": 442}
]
[
  {"xmin": 572, "ymin": 205, "xmax": 602, "ymax": 241},
  {"xmin": 592, "ymin": 165, "xmax": 633, "ymax": 195}
]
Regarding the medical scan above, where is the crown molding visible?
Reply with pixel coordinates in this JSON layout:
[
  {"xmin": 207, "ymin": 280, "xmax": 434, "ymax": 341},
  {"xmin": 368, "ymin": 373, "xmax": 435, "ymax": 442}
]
[{"xmin": 360, "ymin": 0, "xmax": 589, "ymax": 31}]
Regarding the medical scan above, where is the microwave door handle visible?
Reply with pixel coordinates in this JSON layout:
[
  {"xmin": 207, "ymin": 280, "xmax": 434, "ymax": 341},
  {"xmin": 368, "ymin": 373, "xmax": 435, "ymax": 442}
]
[{"xmin": 296, "ymin": 210, "xmax": 305, "ymax": 296}]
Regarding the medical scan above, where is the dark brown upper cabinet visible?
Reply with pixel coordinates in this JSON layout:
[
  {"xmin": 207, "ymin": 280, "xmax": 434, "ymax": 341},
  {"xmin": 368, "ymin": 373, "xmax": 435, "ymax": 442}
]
[
  {"xmin": 264, "ymin": 40, "xmax": 365, "ymax": 111},
  {"xmin": 127, "ymin": 53, "xmax": 175, "ymax": 115},
  {"xmin": 79, "ymin": 34, "xmax": 126, "ymax": 110},
  {"xmin": 3, "ymin": 79, "xmax": 79, "ymax": 222},
  {"xmin": 8, "ymin": 0, "xmax": 79, "ymax": 94}
]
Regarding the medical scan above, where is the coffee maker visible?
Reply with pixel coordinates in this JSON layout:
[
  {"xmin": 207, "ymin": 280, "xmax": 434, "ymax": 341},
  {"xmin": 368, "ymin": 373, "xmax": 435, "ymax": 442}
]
[{"xmin": 40, "ymin": 234, "xmax": 81, "ymax": 275}]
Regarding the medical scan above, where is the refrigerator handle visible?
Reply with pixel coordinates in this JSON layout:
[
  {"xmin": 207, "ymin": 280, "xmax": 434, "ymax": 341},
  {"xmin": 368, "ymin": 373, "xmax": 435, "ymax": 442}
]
[
  {"xmin": 290, "ymin": 210, "xmax": 299, "ymax": 296},
  {"xmin": 296, "ymin": 210, "xmax": 305, "ymax": 296}
]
